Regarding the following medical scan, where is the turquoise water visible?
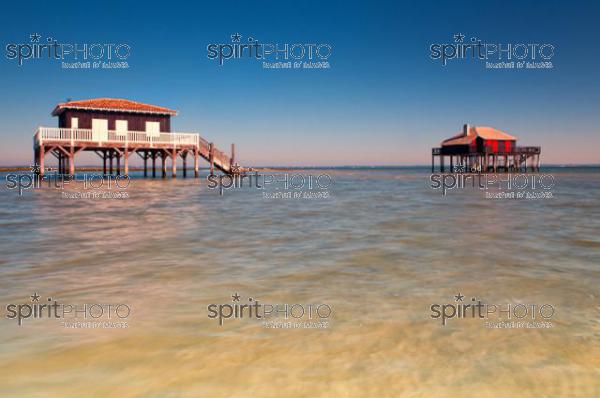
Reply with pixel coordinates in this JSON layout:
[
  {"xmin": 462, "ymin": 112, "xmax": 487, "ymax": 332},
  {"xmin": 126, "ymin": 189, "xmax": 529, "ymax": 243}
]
[{"xmin": 0, "ymin": 167, "xmax": 598, "ymax": 397}]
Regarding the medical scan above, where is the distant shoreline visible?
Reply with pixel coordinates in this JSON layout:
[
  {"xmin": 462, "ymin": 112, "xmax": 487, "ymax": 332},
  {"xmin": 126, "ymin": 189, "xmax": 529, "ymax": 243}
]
[{"xmin": 0, "ymin": 164, "xmax": 599, "ymax": 173}]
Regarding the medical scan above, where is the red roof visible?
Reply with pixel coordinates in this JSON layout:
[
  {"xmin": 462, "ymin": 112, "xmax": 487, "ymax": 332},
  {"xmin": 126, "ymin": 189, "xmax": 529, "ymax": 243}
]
[
  {"xmin": 52, "ymin": 98, "xmax": 178, "ymax": 116},
  {"xmin": 442, "ymin": 126, "xmax": 516, "ymax": 146}
]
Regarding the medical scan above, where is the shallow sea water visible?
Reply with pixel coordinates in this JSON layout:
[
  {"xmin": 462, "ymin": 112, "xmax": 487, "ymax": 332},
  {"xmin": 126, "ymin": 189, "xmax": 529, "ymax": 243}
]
[{"xmin": 0, "ymin": 167, "xmax": 598, "ymax": 397}]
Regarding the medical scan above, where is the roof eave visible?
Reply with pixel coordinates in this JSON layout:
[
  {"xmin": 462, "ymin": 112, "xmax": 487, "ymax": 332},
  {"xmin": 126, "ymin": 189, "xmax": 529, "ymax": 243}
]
[{"xmin": 51, "ymin": 105, "xmax": 177, "ymax": 117}]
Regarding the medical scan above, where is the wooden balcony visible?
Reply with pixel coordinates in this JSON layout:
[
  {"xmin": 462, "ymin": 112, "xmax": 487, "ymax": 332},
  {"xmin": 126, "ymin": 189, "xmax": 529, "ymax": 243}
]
[
  {"xmin": 33, "ymin": 127, "xmax": 240, "ymax": 177},
  {"xmin": 432, "ymin": 146, "xmax": 541, "ymax": 156},
  {"xmin": 34, "ymin": 126, "xmax": 200, "ymax": 148}
]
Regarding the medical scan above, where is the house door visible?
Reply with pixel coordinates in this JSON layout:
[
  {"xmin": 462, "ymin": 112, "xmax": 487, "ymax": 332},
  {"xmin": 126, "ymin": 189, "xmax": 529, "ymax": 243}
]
[
  {"xmin": 146, "ymin": 121, "xmax": 160, "ymax": 137},
  {"xmin": 92, "ymin": 119, "xmax": 109, "ymax": 142},
  {"xmin": 115, "ymin": 120, "xmax": 128, "ymax": 136}
]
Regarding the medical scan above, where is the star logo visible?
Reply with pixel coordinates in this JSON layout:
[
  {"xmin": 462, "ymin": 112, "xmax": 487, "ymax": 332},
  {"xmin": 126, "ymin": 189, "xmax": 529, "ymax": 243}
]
[
  {"xmin": 30, "ymin": 292, "xmax": 41, "ymax": 302},
  {"xmin": 230, "ymin": 164, "xmax": 241, "ymax": 174},
  {"xmin": 231, "ymin": 293, "xmax": 241, "ymax": 302},
  {"xmin": 454, "ymin": 293, "xmax": 465, "ymax": 302},
  {"xmin": 453, "ymin": 33, "xmax": 465, "ymax": 43},
  {"xmin": 231, "ymin": 33, "xmax": 242, "ymax": 43},
  {"xmin": 30, "ymin": 33, "xmax": 41, "ymax": 43}
]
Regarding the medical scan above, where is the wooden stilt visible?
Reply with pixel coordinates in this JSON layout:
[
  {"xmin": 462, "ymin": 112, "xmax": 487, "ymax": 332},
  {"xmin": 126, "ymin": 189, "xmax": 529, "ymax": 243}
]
[
  {"xmin": 152, "ymin": 152, "xmax": 156, "ymax": 178},
  {"xmin": 69, "ymin": 146, "xmax": 75, "ymax": 175},
  {"xmin": 124, "ymin": 150, "xmax": 129, "ymax": 176},
  {"xmin": 172, "ymin": 148, "xmax": 177, "ymax": 178},
  {"xmin": 182, "ymin": 152, "xmax": 187, "ymax": 178},
  {"xmin": 39, "ymin": 145, "xmax": 45, "ymax": 178},
  {"xmin": 161, "ymin": 151, "xmax": 167, "ymax": 178},
  {"xmin": 194, "ymin": 147, "xmax": 199, "ymax": 178},
  {"xmin": 143, "ymin": 151, "xmax": 148, "ymax": 177}
]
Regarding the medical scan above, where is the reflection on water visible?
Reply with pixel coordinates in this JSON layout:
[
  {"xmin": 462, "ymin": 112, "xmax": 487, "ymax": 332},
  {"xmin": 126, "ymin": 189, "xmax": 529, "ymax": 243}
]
[{"xmin": 0, "ymin": 168, "xmax": 598, "ymax": 397}]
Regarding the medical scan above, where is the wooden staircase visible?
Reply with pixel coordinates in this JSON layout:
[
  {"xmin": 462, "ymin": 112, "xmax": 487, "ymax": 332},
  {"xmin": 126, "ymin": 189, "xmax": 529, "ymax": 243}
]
[{"xmin": 198, "ymin": 137, "xmax": 245, "ymax": 175}]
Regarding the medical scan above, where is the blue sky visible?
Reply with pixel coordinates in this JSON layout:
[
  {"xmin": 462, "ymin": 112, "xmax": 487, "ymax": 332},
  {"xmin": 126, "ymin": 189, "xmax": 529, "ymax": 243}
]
[{"xmin": 1, "ymin": 0, "xmax": 599, "ymax": 166}]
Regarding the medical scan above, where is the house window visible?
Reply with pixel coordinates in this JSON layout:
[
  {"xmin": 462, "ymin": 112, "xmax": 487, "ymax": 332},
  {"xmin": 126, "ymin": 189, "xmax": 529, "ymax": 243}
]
[
  {"xmin": 145, "ymin": 121, "xmax": 160, "ymax": 137},
  {"xmin": 71, "ymin": 117, "xmax": 78, "ymax": 129},
  {"xmin": 115, "ymin": 120, "xmax": 128, "ymax": 135}
]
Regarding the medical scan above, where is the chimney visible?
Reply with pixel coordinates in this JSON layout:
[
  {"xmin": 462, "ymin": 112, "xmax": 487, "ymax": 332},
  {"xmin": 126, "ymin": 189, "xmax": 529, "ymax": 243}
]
[{"xmin": 463, "ymin": 123, "xmax": 471, "ymax": 136}]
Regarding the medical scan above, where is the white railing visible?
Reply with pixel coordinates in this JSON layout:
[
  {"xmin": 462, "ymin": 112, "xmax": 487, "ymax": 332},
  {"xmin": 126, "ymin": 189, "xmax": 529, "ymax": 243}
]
[
  {"xmin": 34, "ymin": 126, "xmax": 234, "ymax": 171},
  {"xmin": 35, "ymin": 126, "xmax": 200, "ymax": 146}
]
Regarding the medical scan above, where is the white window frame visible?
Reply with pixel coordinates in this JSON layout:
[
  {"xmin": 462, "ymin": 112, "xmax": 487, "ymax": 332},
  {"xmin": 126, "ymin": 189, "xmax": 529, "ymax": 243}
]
[{"xmin": 71, "ymin": 117, "xmax": 78, "ymax": 129}]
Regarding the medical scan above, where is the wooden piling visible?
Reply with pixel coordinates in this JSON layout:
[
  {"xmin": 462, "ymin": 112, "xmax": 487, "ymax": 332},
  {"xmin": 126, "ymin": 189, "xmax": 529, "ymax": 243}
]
[
  {"xmin": 39, "ymin": 145, "xmax": 45, "ymax": 177},
  {"xmin": 124, "ymin": 149, "xmax": 130, "ymax": 176},
  {"xmin": 152, "ymin": 152, "xmax": 156, "ymax": 178},
  {"xmin": 69, "ymin": 146, "xmax": 75, "ymax": 175},
  {"xmin": 194, "ymin": 147, "xmax": 199, "ymax": 178},
  {"xmin": 172, "ymin": 148, "xmax": 177, "ymax": 178},
  {"xmin": 143, "ymin": 151, "xmax": 148, "ymax": 177}
]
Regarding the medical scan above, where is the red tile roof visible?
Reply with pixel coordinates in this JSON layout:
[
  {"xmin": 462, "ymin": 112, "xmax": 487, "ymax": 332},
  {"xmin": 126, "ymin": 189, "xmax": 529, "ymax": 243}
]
[
  {"xmin": 52, "ymin": 98, "xmax": 178, "ymax": 116},
  {"xmin": 442, "ymin": 126, "xmax": 516, "ymax": 146},
  {"xmin": 474, "ymin": 126, "xmax": 516, "ymax": 140}
]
